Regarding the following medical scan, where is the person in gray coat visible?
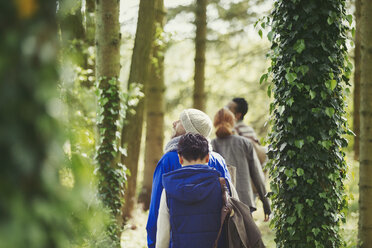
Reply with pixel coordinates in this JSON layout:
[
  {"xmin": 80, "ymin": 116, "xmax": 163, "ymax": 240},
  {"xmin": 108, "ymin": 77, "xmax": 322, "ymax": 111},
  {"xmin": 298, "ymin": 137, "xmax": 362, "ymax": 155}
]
[{"xmin": 211, "ymin": 108, "xmax": 271, "ymax": 221}]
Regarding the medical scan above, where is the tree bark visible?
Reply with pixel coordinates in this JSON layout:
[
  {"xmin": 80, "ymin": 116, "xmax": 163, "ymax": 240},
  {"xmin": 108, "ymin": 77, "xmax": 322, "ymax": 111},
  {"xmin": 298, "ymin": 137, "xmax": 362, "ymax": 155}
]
[
  {"xmin": 138, "ymin": 0, "xmax": 166, "ymax": 211},
  {"xmin": 121, "ymin": 0, "xmax": 156, "ymax": 221},
  {"xmin": 354, "ymin": 0, "xmax": 361, "ymax": 161},
  {"xmin": 95, "ymin": 0, "xmax": 122, "ymax": 242},
  {"xmin": 359, "ymin": 0, "xmax": 372, "ymax": 246},
  {"xmin": 193, "ymin": 0, "xmax": 207, "ymax": 111}
]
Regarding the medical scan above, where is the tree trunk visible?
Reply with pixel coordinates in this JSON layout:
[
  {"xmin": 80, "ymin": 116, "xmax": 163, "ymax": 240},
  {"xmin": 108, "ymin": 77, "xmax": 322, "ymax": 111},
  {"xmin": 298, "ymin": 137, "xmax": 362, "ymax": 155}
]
[
  {"xmin": 354, "ymin": 0, "xmax": 361, "ymax": 161},
  {"xmin": 95, "ymin": 0, "xmax": 122, "ymax": 244},
  {"xmin": 121, "ymin": 0, "xmax": 156, "ymax": 221},
  {"xmin": 193, "ymin": 0, "xmax": 207, "ymax": 111},
  {"xmin": 138, "ymin": 0, "xmax": 166, "ymax": 210},
  {"xmin": 359, "ymin": 0, "xmax": 372, "ymax": 246}
]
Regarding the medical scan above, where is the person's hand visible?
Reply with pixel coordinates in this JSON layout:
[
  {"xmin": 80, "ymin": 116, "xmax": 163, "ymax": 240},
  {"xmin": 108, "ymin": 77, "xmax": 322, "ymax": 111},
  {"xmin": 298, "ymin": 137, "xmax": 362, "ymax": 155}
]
[{"xmin": 264, "ymin": 214, "xmax": 270, "ymax": 222}]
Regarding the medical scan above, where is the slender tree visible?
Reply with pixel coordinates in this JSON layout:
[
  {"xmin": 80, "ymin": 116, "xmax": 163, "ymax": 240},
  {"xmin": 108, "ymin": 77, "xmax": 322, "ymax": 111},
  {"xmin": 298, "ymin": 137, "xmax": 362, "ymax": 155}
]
[
  {"xmin": 358, "ymin": 0, "xmax": 372, "ymax": 246},
  {"xmin": 139, "ymin": 0, "xmax": 166, "ymax": 210},
  {"xmin": 121, "ymin": 0, "xmax": 156, "ymax": 220},
  {"xmin": 267, "ymin": 0, "xmax": 351, "ymax": 247},
  {"xmin": 95, "ymin": 0, "xmax": 123, "ymax": 244},
  {"xmin": 353, "ymin": 0, "xmax": 361, "ymax": 161},
  {"xmin": 193, "ymin": 0, "xmax": 207, "ymax": 111}
]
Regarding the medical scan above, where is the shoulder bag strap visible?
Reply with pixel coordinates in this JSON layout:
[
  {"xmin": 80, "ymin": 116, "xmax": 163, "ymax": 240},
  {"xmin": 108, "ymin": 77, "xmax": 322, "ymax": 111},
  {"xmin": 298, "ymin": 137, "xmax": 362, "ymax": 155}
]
[{"xmin": 213, "ymin": 177, "xmax": 232, "ymax": 248}]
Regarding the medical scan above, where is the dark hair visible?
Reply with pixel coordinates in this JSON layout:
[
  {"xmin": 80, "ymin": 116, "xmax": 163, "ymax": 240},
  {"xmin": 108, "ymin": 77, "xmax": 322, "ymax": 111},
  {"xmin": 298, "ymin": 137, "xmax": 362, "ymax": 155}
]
[
  {"xmin": 178, "ymin": 133, "xmax": 209, "ymax": 161},
  {"xmin": 214, "ymin": 108, "xmax": 235, "ymax": 138},
  {"xmin": 232, "ymin": 97, "xmax": 248, "ymax": 120}
]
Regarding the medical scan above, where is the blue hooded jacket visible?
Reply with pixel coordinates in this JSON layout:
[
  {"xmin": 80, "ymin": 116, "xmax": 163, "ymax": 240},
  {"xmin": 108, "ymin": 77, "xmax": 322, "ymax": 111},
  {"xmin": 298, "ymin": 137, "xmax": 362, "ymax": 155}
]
[
  {"xmin": 146, "ymin": 137, "xmax": 231, "ymax": 248},
  {"xmin": 162, "ymin": 164, "xmax": 224, "ymax": 248}
]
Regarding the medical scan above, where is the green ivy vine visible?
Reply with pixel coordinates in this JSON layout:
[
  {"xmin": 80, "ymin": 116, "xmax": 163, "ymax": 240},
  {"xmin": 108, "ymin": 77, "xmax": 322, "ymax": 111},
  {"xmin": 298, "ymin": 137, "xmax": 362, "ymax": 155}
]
[
  {"xmin": 262, "ymin": 0, "xmax": 353, "ymax": 247},
  {"xmin": 95, "ymin": 76, "xmax": 143, "ymax": 245}
]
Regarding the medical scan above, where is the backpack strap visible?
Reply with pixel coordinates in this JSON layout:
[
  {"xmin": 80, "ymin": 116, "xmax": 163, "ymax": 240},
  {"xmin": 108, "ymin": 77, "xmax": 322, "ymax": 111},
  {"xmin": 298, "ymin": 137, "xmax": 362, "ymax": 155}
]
[{"xmin": 213, "ymin": 178, "xmax": 232, "ymax": 248}]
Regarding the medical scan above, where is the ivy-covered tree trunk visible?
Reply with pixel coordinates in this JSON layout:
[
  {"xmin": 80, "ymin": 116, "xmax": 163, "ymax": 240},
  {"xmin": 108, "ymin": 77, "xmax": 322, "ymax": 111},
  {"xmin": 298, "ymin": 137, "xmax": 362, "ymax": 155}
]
[
  {"xmin": 121, "ymin": 0, "xmax": 156, "ymax": 220},
  {"xmin": 358, "ymin": 0, "xmax": 372, "ymax": 245},
  {"xmin": 353, "ymin": 0, "xmax": 361, "ymax": 161},
  {"xmin": 267, "ymin": 0, "xmax": 351, "ymax": 247},
  {"xmin": 139, "ymin": 0, "xmax": 165, "ymax": 210},
  {"xmin": 193, "ymin": 0, "xmax": 207, "ymax": 111},
  {"xmin": 95, "ymin": 0, "xmax": 123, "ymax": 244}
]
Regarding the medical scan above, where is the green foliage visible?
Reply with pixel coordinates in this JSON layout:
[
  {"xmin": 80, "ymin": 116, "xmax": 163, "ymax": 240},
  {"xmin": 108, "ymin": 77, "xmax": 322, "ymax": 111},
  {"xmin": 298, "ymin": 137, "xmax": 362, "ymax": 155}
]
[
  {"xmin": 95, "ymin": 75, "xmax": 143, "ymax": 245},
  {"xmin": 0, "ymin": 1, "xmax": 112, "ymax": 247},
  {"xmin": 95, "ymin": 76, "xmax": 123, "ymax": 245},
  {"xmin": 264, "ymin": 0, "xmax": 352, "ymax": 247}
]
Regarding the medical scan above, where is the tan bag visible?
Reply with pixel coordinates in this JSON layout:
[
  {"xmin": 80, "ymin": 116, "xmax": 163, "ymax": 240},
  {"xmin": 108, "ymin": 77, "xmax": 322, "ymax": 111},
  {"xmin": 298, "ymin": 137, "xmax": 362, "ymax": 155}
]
[
  {"xmin": 234, "ymin": 125, "xmax": 267, "ymax": 165},
  {"xmin": 248, "ymin": 138, "xmax": 267, "ymax": 166}
]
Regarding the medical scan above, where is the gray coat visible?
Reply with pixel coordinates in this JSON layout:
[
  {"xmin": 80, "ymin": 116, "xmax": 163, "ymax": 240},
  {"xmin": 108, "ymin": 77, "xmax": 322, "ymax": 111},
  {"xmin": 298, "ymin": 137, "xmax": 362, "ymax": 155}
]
[{"xmin": 211, "ymin": 135, "xmax": 270, "ymax": 214}]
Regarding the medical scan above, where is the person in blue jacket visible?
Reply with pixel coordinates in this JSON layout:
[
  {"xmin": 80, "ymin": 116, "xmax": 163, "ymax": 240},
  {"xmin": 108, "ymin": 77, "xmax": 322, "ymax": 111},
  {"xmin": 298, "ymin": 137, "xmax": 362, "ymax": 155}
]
[
  {"xmin": 156, "ymin": 133, "xmax": 226, "ymax": 248},
  {"xmin": 146, "ymin": 108, "xmax": 231, "ymax": 248}
]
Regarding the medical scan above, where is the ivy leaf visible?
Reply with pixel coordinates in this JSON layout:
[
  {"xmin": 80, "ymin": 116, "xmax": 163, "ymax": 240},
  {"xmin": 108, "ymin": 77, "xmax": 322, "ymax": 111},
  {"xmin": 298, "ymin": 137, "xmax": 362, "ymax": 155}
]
[
  {"xmin": 267, "ymin": 31, "xmax": 273, "ymax": 42},
  {"xmin": 287, "ymin": 216, "xmax": 297, "ymax": 225},
  {"xmin": 306, "ymin": 136, "xmax": 315, "ymax": 142},
  {"xmin": 286, "ymin": 97, "xmax": 294, "ymax": 106},
  {"xmin": 258, "ymin": 29, "xmax": 263, "ymax": 38},
  {"xmin": 346, "ymin": 14, "xmax": 353, "ymax": 25},
  {"xmin": 321, "ymin": 140, "xmax": 332, "ymax": 149},
  {"xmin": 325, "ymin": 79, "xmax": 337, "ymax": 91},
  {"xmin": 306, "ymin": 199, "xmax": 314, "ymax": 207},
  {"xmin": 295, "ymin": 203, "xmax": 304, "ymax": 217},
  {"xmin": 293, "ymin": 39, "xmax": 306, "ymax": 54},
  {"xmin": 321, "ymin": 91, "xmax": 327, "ymax": 100},
  {"xmin": 287, "ymin": 150, "xmax": 296, "ymax": 158},
  {"xmin": 295, "ymin": 139, "xmax": 304, "ymax": 148},
  {"xmin": 312, "ymin": 228, "xmax": 320, "ymax": 236},
  {"xmin": 296, "ymin": 168, "xmax": 304, "ymax": 176},
  {"xmin": 288, "ymin": 116, "xmax": 293, "ymax": 124},
  {"xmin": 285, "ymin": 168, "xmax": 293, "ymax": 177},
  {"xmin": 327, "ymin": 16, "xmax": 333, "ymax": 25},
  {"xmin": 307, "ymin": 179, "xmax": 314, "ymax": 184},
  {"xmin": 260, "ymin": 73, "xmax": 268, "ymax": 84},
  {"xmin": 280, "ymin": 142, "xmax": 287, "ymax": 151},
  {"xmin": 299, "ymin": 65, "xmax": 309, "ymax": 75},
  {"xmin": 285, "ymin": 72, "xmax": 297, "ymax": 83},
  {"xmin": 325, "ymin": 107, "xmax": 335, "ymax": 117},
  {"xmin": 310, "ymin": 90, "xmax": 316, "ymax": 99},
  {"xmin": 267, "ymin": 84, "xmax": 272, "ymax": 97}
]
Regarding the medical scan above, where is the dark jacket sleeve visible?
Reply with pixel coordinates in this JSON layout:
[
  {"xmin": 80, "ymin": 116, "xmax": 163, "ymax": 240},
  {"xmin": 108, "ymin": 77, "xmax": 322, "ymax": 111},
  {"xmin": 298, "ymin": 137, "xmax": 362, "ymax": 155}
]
[{"xmin": 245, "ymin": 140, "xmax": 271, "ymax": 215}]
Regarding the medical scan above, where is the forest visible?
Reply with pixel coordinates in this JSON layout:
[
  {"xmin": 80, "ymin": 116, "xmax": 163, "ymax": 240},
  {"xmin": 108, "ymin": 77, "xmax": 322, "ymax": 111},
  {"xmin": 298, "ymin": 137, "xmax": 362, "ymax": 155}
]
[{"xmin": 1, "ymin": 0, "xmax": 371, "ymax": 247}]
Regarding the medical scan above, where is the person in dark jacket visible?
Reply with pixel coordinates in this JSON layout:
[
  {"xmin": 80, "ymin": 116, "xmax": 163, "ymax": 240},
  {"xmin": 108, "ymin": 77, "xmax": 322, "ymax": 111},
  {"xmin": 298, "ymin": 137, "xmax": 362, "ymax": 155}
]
[
  {"xmin": 156, "ymin": 133, "xmax": 226, "ymax": 248},
  {"xmin": 146, "ymin": 109, "xmax": 232, "ymax": 248}
]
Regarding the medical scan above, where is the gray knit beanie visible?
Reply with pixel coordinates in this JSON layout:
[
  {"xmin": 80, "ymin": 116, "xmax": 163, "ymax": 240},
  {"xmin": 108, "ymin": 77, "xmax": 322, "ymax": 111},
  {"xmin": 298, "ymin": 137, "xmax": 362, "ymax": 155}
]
[{"xmin": 180, "ymin": 109, "xmax": 213, "ymax": 138}]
